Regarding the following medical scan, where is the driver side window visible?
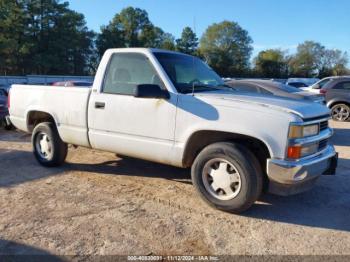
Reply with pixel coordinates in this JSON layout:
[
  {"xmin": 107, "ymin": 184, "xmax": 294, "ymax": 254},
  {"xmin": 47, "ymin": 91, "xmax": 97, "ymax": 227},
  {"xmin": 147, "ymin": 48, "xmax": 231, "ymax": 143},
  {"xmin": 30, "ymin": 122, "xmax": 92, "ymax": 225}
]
[{"xmin": 103, "ymin": 53, "xmax": 163, "ymax": 95}]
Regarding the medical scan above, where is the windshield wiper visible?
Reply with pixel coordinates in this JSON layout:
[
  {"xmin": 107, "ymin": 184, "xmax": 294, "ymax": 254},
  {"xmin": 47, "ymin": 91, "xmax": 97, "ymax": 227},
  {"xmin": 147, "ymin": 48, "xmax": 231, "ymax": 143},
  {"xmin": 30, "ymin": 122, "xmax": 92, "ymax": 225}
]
[
  {"xmin": 180, "ymin": 84, "xmax": 220, "ymax": 94},
  {"xmin": 179, "ymin": 83, "xmax": 236, "ymax": 94}
]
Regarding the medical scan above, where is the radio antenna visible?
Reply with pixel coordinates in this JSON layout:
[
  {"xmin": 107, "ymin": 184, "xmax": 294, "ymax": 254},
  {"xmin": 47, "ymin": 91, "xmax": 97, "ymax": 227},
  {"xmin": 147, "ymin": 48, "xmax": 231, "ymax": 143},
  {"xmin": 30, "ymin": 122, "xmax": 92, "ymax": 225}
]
[{"xmin": 191, "ymin": 16, "xmax": 197, "ymax": 96}]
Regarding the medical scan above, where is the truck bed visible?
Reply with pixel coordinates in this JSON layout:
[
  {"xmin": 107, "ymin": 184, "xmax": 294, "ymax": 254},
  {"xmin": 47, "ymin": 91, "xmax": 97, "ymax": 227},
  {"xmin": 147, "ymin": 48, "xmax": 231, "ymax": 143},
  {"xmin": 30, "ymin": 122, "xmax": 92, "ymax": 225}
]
[{"xmin": 10, "ymin": 84, "xmax": 91, "ymax": 147}]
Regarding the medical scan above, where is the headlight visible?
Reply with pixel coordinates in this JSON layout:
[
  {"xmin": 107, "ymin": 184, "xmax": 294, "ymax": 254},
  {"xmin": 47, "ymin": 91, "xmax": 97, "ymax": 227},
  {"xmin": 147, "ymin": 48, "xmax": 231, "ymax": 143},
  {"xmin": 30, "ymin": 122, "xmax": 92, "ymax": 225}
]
[
  {"xmin": 287, "ymin": 143, "xmax": 319, "ymax": 159},
  {"xmin": 289, "ymin": 124, "xmax": 319, "ymax": 138}
]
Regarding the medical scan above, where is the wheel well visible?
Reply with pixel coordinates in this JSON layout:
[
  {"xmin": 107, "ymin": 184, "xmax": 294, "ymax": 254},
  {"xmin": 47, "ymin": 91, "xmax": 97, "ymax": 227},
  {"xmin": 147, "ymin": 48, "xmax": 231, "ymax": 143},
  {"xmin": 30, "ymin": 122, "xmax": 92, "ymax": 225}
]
[
  {"xmin": 182, "ymin": 131, "xmax": 271, "ymax": 171},
  {"xmin": 329, "ymin": 101, "xmax": 350, "ymax": 109},
  {"xmin": 27, "ymin": 111, "xmax": 55, "ymax": 132}
]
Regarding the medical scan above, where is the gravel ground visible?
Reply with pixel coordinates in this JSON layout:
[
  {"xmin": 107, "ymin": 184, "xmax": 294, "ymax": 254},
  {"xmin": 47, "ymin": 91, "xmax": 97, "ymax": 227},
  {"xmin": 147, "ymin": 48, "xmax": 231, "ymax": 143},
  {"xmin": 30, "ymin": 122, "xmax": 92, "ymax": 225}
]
[{"xmin": 0, "ymin": 121, "xmax": 349, "ymax": 257}]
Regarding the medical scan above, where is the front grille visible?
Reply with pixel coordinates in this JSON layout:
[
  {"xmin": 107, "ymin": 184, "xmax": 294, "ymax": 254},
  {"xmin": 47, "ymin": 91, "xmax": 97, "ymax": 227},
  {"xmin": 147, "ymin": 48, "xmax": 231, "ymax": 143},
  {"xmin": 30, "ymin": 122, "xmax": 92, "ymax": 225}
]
[
  {"xmin": 320, "ymin": 121, "xmax": 328, "ymax": 131},
  {"xmin": 318, "ymin": 139, "xmax": 328, "ymax": 151}
]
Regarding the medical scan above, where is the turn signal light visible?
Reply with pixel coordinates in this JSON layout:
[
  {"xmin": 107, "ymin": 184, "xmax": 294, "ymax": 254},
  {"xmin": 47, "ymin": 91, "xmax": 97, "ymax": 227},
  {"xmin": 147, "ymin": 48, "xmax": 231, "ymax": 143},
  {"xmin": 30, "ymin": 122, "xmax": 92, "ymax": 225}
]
[
  {"xmin": 287, "ymin": 143, "xmax": 320, "ymax": 159},
  {"xmin": 287, "ymin": 146, "xmax": 301, "ymax": 159}
]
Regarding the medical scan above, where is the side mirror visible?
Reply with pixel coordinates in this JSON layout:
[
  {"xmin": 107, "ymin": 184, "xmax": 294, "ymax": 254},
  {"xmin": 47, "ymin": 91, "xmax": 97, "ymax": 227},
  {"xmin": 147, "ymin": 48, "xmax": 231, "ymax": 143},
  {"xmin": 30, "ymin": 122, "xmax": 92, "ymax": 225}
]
[
  {"xmin": 312, "ymin": 84, "xmax": 320, "ymax": 89},
  {"xmin": 134, "ymin": 84, "xmax": 170, "ymax": 99}
]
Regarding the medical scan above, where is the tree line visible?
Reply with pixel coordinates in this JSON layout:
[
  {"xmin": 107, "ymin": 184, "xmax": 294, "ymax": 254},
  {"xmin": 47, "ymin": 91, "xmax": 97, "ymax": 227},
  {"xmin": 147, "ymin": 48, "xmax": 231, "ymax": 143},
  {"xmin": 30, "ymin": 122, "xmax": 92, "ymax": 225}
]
[{"xmin": 0, "ymin": 1, "xmax": 349, "ymax": 78}]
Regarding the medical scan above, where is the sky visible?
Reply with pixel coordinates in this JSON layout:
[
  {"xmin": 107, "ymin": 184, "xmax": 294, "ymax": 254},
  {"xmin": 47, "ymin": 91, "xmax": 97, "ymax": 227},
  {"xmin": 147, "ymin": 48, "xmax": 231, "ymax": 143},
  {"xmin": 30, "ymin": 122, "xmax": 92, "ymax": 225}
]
[{"xmin": 68, "ymin": 0, "xmax": 350, "ymax": 58}]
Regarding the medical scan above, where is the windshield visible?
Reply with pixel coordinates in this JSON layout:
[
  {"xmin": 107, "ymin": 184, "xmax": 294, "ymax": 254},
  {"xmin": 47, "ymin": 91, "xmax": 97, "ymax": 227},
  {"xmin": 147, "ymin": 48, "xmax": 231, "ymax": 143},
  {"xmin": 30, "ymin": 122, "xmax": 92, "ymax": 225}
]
[
  {"xmin": 313, "ymin": 78, "xmax": 331, "ymax": 89},
  {"xmin": 154, "ymin": 52, "xmax": 227, "ymax": 93}
]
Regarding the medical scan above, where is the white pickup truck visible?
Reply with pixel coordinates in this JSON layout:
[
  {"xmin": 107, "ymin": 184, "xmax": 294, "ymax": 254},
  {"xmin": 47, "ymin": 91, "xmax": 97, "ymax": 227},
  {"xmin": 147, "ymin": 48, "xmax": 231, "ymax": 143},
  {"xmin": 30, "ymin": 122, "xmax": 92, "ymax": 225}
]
[{"xmin": 9, "ymin": 48, "xmax": 338, "ymax": 213}]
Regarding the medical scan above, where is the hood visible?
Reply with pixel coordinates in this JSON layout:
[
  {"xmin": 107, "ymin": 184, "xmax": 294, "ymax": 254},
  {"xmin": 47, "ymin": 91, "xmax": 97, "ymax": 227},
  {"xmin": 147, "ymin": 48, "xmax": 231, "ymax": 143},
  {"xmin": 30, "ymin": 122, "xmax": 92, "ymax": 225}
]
[{"xmin": 194, "ymin": 90, "xmax": 330, "ymax": 120}]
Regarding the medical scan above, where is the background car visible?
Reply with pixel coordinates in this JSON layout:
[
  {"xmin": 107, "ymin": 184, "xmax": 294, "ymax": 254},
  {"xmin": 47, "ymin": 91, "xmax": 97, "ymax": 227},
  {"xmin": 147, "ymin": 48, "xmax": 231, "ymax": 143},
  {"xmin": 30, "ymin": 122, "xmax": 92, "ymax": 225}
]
[
  {"xmin": 226, "ymin": 79, "xmax": 325, "ymax": 104},
  {"xmin": 286, "ymin": 78, "xmax": 319, "ymax": 88},
  {"xmin": 0, "ymin": 88, "xmax": 9, "ymax": 126},
  {"xmin": 287, "ymin": 81, "xmax": 309, "ymax": 88},
  {"xmin": 321, "ymin": 78, "xmax": 350, "ymax": 121},
  {"xmin": 0, "ymin": 84, "xmax": 10, "ymax": 93},
  {"xmin": 301, "ymin": 76, "xmax": 350, "ymax": 94},
  {"xmin": 52, "ymin": 81, "xmax": 93, "ymax": 87}
]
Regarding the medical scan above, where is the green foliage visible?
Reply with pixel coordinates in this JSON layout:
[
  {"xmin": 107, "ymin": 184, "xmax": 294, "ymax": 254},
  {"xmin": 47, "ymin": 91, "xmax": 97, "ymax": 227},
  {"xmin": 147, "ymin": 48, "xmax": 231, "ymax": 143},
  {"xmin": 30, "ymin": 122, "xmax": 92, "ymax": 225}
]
[
  {"xmin": 0, "ymin": 0, "xmax": 28, "ymax": 74},
  {"xmin": 176, "ymin": 27, "xmax": 198, "ymax": 55},
  {"xmin": 150, "ymin": 27, "xmax": 176, "ymax": 50},
  {"xmin": 96, "ymin": 25, "xmax": 124, "ymax": 58},
  {"xmin": 96, "ymin": 7, "xmax": 176, "ymax": 57},
  {"xmin": 113, "ymin": 7, "xmax": 153, "ymax": 47},
  {"xmin": 159, "ymin": 32, "xmax": 176, "ymax": 51},
  {"xmin": 254, "ymin": 49, "xmax": 289, "ymax": 78},
  {"xmin": 288, "ymin": 41, "xmax": 349, "ymax": 78},
  {"xmin": 1, "ymin": 3, "xmax": 349, "ymax": 77},
  {"xmin": 319, "ymin": 49, "xmax": 349, "ymax": 77},
  {"xmin": 288, "ymin": 41, "xmax": 324, "ymax": 77},
  {"xmin": 199, "ymin": 21, "xmax": 253, "ymax": 77},
  {"xmin": 0, "ymin": 0, "xmax": 95, "ymax": 75}
]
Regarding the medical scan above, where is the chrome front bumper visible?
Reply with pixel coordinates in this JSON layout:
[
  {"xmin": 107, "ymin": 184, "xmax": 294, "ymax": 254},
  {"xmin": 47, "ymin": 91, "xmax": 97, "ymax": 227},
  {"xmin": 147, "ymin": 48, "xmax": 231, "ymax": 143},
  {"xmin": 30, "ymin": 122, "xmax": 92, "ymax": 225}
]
[{"xmin": 267, "ymin": 145, "xmax": 338, "ymax": 196}]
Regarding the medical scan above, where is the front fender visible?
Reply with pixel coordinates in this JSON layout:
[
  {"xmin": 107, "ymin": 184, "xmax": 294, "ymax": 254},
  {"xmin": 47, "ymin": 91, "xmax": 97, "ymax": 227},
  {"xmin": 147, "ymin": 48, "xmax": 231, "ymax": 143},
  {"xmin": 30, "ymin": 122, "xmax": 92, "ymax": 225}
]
[{"xmin": 327, "ymin": 99, "xmax": 350, "ymax": 108}]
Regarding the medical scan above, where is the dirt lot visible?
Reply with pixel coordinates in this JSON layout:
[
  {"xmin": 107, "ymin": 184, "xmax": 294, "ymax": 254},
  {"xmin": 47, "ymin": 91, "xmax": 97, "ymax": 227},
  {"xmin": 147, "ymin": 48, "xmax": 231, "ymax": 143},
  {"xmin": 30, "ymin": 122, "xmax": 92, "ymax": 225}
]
[{"xmin": 0, "ymin": 121, "xmax": 349, "ymax": 256}]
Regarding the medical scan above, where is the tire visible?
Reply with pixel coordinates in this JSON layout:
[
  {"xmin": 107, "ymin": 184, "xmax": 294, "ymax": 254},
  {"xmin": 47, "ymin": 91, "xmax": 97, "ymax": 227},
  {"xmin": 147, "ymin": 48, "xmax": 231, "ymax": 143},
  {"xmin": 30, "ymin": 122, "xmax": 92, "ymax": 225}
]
[
  {"xmin": 32, "ymin": 122, "xmax": 68, "ymax": 167},
  {"xmin": 331, "ymin": 104, "xmax": 350, "ymax": 122},
  {"xmin": 4, "ymin": 124, "xmax": 12, "ymax": 130},
  {"xmin": 4, "ymin": 121, "xmax": 14, "ymax": 130},
  {"xmin": 191, "ymin": 142, "xmax": 263, "ymax": 213}
]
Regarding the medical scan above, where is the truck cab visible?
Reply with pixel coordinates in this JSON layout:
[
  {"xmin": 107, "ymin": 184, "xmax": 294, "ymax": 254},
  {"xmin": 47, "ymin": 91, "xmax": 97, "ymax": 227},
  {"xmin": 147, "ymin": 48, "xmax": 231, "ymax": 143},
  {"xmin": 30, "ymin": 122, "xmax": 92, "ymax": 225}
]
[{"xmin": 9, "ymin": 48, "xmax": 338, "ymax": 213}]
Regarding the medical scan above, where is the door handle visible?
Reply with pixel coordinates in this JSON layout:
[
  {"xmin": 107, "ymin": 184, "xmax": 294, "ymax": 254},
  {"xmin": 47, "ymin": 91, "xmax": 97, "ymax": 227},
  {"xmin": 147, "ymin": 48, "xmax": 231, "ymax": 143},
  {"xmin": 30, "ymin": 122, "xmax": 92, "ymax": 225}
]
[{"xmin": 95, "ymin": 102, "xmax": 105, "ymax": 109}]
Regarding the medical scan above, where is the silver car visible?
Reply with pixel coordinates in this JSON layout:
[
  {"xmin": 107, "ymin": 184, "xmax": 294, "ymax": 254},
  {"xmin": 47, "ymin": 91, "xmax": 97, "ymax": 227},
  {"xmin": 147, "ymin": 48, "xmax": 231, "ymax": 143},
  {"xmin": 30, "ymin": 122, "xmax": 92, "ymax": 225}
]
[{"xmin": 226, "ymin": 79, "xmax": 325, "ymax": 104}]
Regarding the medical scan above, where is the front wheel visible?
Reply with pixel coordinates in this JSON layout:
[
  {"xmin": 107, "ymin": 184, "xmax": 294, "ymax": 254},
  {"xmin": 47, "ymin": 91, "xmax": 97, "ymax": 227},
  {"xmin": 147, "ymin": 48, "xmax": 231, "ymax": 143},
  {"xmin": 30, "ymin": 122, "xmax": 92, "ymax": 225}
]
[
  {"xmin": 32, "ymin": 122, "xmax": 68, "ymax": 167},
  {"xmin": 331, "ymin": 104, "xmax": 350, "ymax": 122},
  {"xmin": 191, "ymin": 142, "xmax": 263, "ymax": 213}
]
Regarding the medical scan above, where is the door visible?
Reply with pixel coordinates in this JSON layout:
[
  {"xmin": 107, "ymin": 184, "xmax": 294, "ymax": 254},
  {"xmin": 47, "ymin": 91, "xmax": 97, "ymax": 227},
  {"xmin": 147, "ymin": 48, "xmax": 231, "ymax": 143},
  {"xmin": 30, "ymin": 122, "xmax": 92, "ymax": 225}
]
[
  {"xmin": 331, "ymin": 80, "xmax": 350, "ymax": 100},
  {"xmin": 88, "ymin": 52, "xmax": 177, "ymax": 164}
]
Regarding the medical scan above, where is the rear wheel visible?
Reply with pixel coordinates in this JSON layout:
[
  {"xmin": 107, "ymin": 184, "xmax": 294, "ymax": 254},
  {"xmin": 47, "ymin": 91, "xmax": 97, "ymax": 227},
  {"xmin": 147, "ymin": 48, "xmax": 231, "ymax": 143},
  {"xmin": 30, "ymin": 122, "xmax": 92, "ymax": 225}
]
[
  {"xmin": 32, "ymin": 122, "xmax": 67, "ymax": 167},
  {"xmin": 191, "ymin": 142, "xmax": 263, "ymax": 213},
  {"xmin": 4, "ymin": 120, "xmax": 15, "ymax": 130},
  {"xmin": 331, "ymin": 104, "xmax": 350, "ymax": 121}
]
